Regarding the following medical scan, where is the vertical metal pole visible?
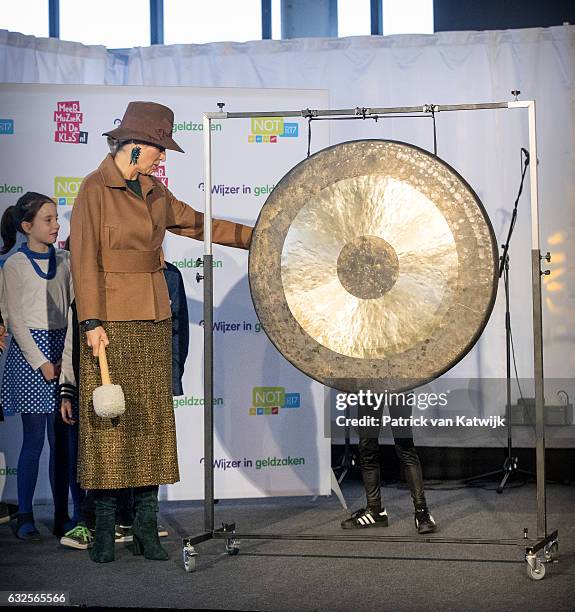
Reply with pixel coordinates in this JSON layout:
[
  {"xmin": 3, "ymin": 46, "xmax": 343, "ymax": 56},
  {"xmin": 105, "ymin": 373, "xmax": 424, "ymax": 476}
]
[
  {"xmin": 527, "ymin": 101, "xmax": 547, "ymax": 539},
  {"xmin": 262, "ymin": 0, "xmax": 272, "ymax": 39},
  {"xmin": 329, "ymin": 0, "xmax": 338, "ymax": 37},
  {"xmin": 203, "ymin": 114, "xmax": 214, "ymax": 533},
  {"xmin": 370, "ymin": 0, "xmax": 383, "ymax": 35},
  {"xmin": 150, "ymin": 0, "xmax": 164, "ymax": 45},
  {"xmin": 49, "ymin": 0, "xmax": 59, "ymax": 38}
]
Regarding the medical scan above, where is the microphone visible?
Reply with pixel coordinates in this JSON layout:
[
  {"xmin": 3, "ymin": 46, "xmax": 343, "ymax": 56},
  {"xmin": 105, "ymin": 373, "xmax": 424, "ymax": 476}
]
[{"xmin": 521, "ymin": 147, "xmax": 530, "ymax": 165}]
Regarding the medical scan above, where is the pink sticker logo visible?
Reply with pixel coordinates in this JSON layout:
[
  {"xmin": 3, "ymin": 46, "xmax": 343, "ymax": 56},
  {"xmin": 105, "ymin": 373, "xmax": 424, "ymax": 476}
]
[
  {"xmin": 153, "ymin": 164, "xmax": 169, "ymax": 188},
  {"xmin": 54, "ymin": 101, "xmax": 88, "ymax": 144}
]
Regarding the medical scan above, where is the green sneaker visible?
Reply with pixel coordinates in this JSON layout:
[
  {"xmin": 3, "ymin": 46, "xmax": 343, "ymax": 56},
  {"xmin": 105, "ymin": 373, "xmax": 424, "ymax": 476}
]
[{"xmin": 60, "ymin": 525, "xmax": 93, "ymax": 550}]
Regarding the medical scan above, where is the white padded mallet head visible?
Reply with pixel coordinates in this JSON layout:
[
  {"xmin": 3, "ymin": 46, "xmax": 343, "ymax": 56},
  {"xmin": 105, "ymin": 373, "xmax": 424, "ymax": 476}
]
[
  {"xmin": 93, "ymin": 383, "xmax": 126, "ymax": 418},
  {"xmin": 93, "ymin": 339, "xmax": 126, "ymax": 419}
]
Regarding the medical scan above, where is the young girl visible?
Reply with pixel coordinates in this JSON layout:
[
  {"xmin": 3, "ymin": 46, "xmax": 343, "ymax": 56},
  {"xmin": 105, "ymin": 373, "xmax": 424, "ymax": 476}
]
[{"xmin": 0, "ymin": 192, "xmax": 75, "ymax": 539}]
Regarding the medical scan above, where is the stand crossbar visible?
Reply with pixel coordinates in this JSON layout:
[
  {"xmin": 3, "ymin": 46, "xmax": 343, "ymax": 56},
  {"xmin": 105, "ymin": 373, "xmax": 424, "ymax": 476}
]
[
  {"xmin": 182, "ymin": 99, "xmax": 557, "ymax": 580},
  {"xmin": 209, "ymin": 101, "xmax": 511, "ymax": 121},
  {"xmin": 185, "ymin": 527, "xmax": 558, "ymax": 549}
]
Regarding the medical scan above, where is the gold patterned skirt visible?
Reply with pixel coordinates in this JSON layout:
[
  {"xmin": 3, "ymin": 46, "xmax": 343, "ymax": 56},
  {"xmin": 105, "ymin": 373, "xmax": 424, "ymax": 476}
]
[{"xmin": 78, "ymin": 319, "xmax": 180, "ymax": 490}]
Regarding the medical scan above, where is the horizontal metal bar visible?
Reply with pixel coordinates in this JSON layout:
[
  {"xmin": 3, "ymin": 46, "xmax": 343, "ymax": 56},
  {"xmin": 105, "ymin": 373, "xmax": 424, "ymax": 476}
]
[
  {"xmin": 225, "ymin": 107, "xmax": 423, "ymax": 118},
  {"xmin": 210, "ymin": 531, "xmax": 536, "ymax": 547},
  {"xmin": 508, "ymin": 100, "xmax": 533, "ymax": 109},
  {"xmin": 525, "ymin": 529, "xmax": 558, "ymax": 555},
  {"xmin": 362, "ymin": 103, "xmax": 511, "ymax": 114},
  {"xmin": 309, "ymin": 114, "xmax": 433, "ymax": 122},
  {"xmin": 204, "ymin": 101, "xmax": 530, "ymax": 121},
  {"xmin": 183, "ymin": 532, "xmax": 214, "ymax": 546},
  {"xmin": 434, "ymin": 102, "xmax": 511, "ymax": 112},
  {"xmin": 226, "ymin": 110, "xmax": 308, "ymax": 118}
]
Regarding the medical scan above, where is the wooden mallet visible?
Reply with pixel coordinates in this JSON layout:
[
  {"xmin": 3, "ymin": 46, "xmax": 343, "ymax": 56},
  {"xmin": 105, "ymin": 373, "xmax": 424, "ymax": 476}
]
[{"xmin": 93, "ymin": 340, "xmax": 126, "ymax": 419}]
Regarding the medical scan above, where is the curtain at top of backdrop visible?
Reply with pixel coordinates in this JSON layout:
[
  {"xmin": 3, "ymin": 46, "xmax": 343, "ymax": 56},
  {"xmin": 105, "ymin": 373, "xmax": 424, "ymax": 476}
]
[
  {"xmin": 0, "ymin": 25, "xmax": 572, "ymax": 94},
  {"xmin": 0, "ymin": 30, "xmax": 111, "ymax": 84}
]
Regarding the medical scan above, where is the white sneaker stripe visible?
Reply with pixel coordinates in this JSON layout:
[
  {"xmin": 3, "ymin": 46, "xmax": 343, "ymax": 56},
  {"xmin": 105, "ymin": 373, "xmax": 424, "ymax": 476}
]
[{"xmin": 367, "ymin": 514, "xmax": 375, "ymax": 523}]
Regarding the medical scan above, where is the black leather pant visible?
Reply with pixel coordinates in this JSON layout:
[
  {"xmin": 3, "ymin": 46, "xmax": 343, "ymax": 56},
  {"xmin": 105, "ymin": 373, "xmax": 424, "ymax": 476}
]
[{"xmin": 357, "ymin": 400, "xmax": 427, "ymax": 512}]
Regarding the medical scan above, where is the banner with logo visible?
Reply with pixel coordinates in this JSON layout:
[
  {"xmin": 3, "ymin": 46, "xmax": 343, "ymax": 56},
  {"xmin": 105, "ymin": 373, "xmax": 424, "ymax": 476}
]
[{"xmin": 0, "ymin": 84, "xmax": 331, "ymax": 502}]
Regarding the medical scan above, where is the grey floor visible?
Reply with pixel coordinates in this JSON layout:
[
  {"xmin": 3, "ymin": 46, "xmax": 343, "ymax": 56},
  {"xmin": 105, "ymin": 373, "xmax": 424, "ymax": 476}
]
[{"xmin": 1, "ymin": 480, "xmax": 573, "ymax": 611}]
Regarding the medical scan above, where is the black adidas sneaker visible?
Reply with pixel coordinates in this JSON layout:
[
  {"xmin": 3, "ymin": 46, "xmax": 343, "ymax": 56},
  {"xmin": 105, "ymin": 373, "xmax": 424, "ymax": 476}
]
[
  {"xmin": 341, "ymin": 508, "xmax": 389, "ymax": 529},
  {"xmin": 414, "ymin": 508, "xmax": 437, "ymax": 534}
]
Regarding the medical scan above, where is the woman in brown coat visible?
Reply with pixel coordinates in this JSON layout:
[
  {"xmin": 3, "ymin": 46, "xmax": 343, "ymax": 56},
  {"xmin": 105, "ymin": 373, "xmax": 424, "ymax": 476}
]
[{"xmin": 70, "ymin": 101, "xmax": 252, "ymax": 563}]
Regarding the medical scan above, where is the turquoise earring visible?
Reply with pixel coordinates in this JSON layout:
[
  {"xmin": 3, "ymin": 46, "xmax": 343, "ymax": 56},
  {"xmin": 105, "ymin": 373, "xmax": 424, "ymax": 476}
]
[{"xmin": 130, "ymin": 146, "xmax": 141, "ymax": 165}]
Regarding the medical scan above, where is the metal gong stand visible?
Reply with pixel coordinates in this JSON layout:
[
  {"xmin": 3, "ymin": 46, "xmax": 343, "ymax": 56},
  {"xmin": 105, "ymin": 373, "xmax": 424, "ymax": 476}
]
[{"xmin": 182, "ymin": 98, "xmax": 558, "ymax": 579}]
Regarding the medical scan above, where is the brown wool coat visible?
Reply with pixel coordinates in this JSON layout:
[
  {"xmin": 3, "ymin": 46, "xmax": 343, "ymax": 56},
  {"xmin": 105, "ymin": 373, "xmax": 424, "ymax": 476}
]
[{"xmin": 70, "ymin": 154, "xmax": 252, "ymax": 323}]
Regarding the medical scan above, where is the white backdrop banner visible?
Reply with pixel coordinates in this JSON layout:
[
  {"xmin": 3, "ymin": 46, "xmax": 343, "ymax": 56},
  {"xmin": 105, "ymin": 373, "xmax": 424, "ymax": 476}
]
[{"xmin": 0, "ymin": 84, "xmax": 332, "ymax": 502}]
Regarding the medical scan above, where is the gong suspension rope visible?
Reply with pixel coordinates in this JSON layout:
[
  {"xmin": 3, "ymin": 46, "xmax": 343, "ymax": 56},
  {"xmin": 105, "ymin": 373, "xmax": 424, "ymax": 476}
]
[
  {"xmin": 307, "ymin": 114, "xmax": 313, "ymax": 158},
  {"xmin": 431, "ymin": 106, "xmax": 438, "ymax": 155}
]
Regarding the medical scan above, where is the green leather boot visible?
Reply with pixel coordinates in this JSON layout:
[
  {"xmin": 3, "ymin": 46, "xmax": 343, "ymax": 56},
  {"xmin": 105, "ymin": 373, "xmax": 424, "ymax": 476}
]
[
  {"xmin": 89, "ymin": 496, "xmax": 116, "ymax": 563},
  {"xmin": 130, "ymin": 489, "xmax": 168, "ymax": 560}
]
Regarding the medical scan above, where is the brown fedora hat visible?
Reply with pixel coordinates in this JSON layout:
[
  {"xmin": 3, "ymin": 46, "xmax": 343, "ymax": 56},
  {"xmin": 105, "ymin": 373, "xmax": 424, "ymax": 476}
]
[{"xmin": 103, "ymin": 101, "xmax": 184, "ymax": 153}]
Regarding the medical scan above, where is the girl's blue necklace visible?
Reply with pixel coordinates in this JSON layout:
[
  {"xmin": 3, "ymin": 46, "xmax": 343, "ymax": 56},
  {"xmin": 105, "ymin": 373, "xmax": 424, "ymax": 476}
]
[{"xmin": 18, "ymin": 243, "xmax": 57, "ymax": 280}]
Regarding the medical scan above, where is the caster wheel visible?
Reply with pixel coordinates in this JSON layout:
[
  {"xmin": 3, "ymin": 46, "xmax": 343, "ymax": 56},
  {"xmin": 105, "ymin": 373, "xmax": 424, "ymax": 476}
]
[
  {"xmin": 527, "ymin": 559, "xmax": 546, "ymax": 580},
  {"xmin": 183, "ymin": 545, "xmax": 198, "ymax": 572},
  {"xmin": 226, "ymin": 538, "xmax": 240, "ymax": 555},
  {"xmin": 544, "ymin": 541, "xmax": 558, "ymax": 561}
]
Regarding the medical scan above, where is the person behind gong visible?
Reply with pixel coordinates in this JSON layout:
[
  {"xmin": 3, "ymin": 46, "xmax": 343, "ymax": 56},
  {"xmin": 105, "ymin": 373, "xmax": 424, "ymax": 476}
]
[{"xmin": 69, "ymin": 101, "xmax": 253, "ymax": 563}]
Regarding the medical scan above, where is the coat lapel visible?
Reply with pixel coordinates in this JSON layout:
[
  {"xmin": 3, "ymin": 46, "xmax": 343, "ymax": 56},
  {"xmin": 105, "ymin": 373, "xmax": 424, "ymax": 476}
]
[{"xmin": 98, "ymin": 154, "xmax": 126, "ymax": 189}]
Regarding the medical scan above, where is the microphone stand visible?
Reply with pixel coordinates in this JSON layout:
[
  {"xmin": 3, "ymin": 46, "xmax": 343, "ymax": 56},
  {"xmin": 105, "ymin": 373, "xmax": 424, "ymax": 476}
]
[{"xmin": 465, "ymin": 149, "xmax": 535, "ymax": 492}]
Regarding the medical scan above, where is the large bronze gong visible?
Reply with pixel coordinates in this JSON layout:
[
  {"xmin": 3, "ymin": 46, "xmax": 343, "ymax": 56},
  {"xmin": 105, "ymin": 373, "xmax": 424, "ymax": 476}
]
[{"xmin": 248, "ymin": 140, "xmax": 498, "ymax": 392}]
